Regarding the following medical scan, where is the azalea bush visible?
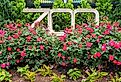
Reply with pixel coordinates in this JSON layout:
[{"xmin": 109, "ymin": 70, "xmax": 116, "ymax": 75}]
[{"xmin": 0, "ymin": 21, "xmax": 121, "ymax": 70}]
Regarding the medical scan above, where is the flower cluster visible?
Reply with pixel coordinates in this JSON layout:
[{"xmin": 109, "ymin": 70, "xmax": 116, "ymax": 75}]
[{"xmin": 0, "ymin": 21, "xmax": 121, "ymax": 69}]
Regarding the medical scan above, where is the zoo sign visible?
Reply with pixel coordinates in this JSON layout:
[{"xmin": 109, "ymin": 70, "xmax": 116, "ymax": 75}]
[{"xmin": 23, "ymin": 8, "xmax": 99, "ymax": 36}]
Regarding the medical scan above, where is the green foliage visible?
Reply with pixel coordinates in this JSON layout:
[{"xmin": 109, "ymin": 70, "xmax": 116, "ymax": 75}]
[
  {"xmin": 96, "ymin": 0, "xmax": 112, "ymax": 18},
  {"xmin": 17, "ymin": 65, "xmax": 36, "ymax": 82},
  {"xmin": 85, "ymin": 68, "xmax": 108, "ymax": 82},
  {"xmin": 110, "ymin": 73, "xmax": 121, "ymax": 82},
  {"xmin": 23, "ymin": 71, "xmax": 36, "ymax": 82},
  {"xmin": 76, "ymin": 0, "xmax": 94, "ymax": 24},
  {"xmin": 0, "ymin": 68, "xmax": 12, "ymax": 82},
  {"xmin": 110, "ymin": 0, "xmax": 121, "ymax": 23},
  {"xmin": 36, "ymin": 64, "xmax": 52, "ymax": 76},
  {"xmin": 0, "ymin": 0, "xmax": 41, "ymax": 26},
  {"xmin": 67, "ymin": 68, "xmax": 81, "ymax": 80},
  {"xmin": 51, "ymin": 73, "xmax": 66, "ymax": 82},
  {"xmin": 52, "ymin": 0, "xmax": 74, "ymax": 31},
  {"xmin": 17, "ymin": 65, "xmax": 29, "ymax": 76},
  {"xmin": 33, "ymin": 0, "xmax": 41, "ymax": 8},
  {"xmin": 0, "ymin": 0, "xmax": 13, "ymax": 26},
  {"xmin": 1, "ymin": 21, "xmax": 121, "ymax": 70}
]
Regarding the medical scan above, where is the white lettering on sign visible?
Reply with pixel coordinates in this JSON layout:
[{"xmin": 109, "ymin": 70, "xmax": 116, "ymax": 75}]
[{"xmin": 23, "ymin": 8, "xmax": 99, "ymax": 36}]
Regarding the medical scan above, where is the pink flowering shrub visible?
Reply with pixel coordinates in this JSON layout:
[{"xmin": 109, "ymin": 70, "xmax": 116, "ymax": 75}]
[
  {"xmin": 0, "ymin": 22, "xmax": 121, "ymax": 70},
  {"xmin": 53, "ymin": 22, "xmax": 121, "ymax": 67},
  {"xmin": 0, "ymin": 23, "xmax": 59, "ymax": 70}
]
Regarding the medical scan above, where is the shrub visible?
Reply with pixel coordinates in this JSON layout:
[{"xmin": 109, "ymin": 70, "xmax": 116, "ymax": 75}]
[
  {"xmin": 51, "ymin": 22, "xmax": 121, "ymax": 67},
  {"xmin": 0, "ymin": 21, "xmax": 121, "ymax": 70},
  {"xmin": 75, "ymin": 0, "xmax": 94, "ymax": 24},
  {"xmin": 96, "ymin": 0, "xmax": 112, "ymax": 18},
  {"xmin": 52, "ymin": 0, "xmax": 74, "ymax": 31},
  {"xmin": 0, "ymin": 23, "xmax": 59, "ymax": 70},
  {"xmin": 110, "ymin": 0, "xmax": 121, "ymax": 23},
  {"xmin": 0, "ymin": 0, "xmax": 42, "ymax": 26}
]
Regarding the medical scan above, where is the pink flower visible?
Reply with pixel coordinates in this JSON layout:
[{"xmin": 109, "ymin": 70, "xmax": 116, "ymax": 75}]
[
  {"xmin": 109, "ymin": 55, "xmax": 114, "ymax": 61},
  {"xmin": 98, "ymin": 36, "xmax": 102, "ymax": 39},
  {"xmin": 101, "ymin": 44, "xmax": 107, "ymax": 51},
  {"xmin": 16, "ymin": 48, "xmax": 20, "ymax": 52},
  {"xmin": 113, "ymin": 22, "xmax": 119, "ymax": 27},
  {"xmin": 114, "ymin": 43, "xmax": 120, "ymax": 49},
  {"xmin": 96, "ymin": 52, "xmax": 101, "ymax": 57},
  {"xmin": 78, "ymin": 27, "xmax": 82, "ymax": 32},
  {"xmin": 25, "ymin": 23, "xmax": 30, "ymax": 27},
  {"xmin": 76, "ymin": 24, "xmax": 81, "ymax": 29},
  {"xmin": 37, "ymin": 37, "xmax": 42, "ymax": 42},
  {"xmin": 96, "ymin": 39, "xmax": 100, "ymax": 43},
  {"xmin": 103, "ymin": 30, "xmax": 110, "ymax": 35},
  {"xmin": 13, "ymin": 34, "xmax": 19, "ymax": 39},
  {"xmin": 86, "ymin": 35, "xmax": 91, "ymax": 38},
  {"xmin": 26, "ymin": 36, "xmax": 31, "ymax": 42},
  {"xmin": 109, "ymin": 40, "xmax": 115, "ymax": 46},
  {"xmin": 106, "ymin": 24, "xmax": 112, "ymax": 30},
  {"xmin": 91, "ymin": 33, "xmax": 96, "ymax": 38},
  {"xmin": 32, "ymin": 31, "xmax": 37, "ymax": 35},
  {"xmin": 95, "ymin": 25, "xmax": 99, "ymax": 28},
  {"xmin": 113, "ymin": 60, "xmax": 118, "ymax": 65},
  {"xmin": 86, "ymin": 27, "xmax": 94, "ymax": 33},
  {"xmin": 78, "ymin": 30, "xmax": 82, "ymax": 34},
  {"xmin": 64, "ymin": 28, "xmax": 72, "ymax": 34},
  {"xmin": 73, "ymin": 58, "xmax": 77, "ymax": 63},
  {"xmin": 0, "ymin": 30, "xmax": 6, "ymax": 37},
  {"xmin": 58, "ymin": 53, "xmax": 62, "ymax": 57},
  {"xmin": 117, "ymin": 61, "xmax": 121, "ymax": 65},
  {"xmin": 7, "ymin": 36, "xmax": 12, "ymax": 40},
  {"xmin": 20, "ymin": 51, "xmax": 26, "ymax": 57},
  {"xmin": 86, "ymin": 42, "xmax": 92, "ymax": 48},
  {"xmin": 20, "ymin": 57, "xmax": 23, "ymax": 60},
  {"xmin": 40, "ymin": 45, "xmax": 44, "ymax": 50},
  {"xmin": 59, "ymin": 34, "xmax": 66, "ymax": 41},
  {"xmin": 17, "ymin": 23, "xmax": 22, "ymax": 27},
  {"xmin": 7, "ymin": 47, "xmax": 12, "ymax": 51},
  {"xmin": 62, "ymin": 56, "xmax": 66, "ymax": 60},
  {"xmin": 29, "ymin": 28, "xmax": 34, "ymax": 32},
  {"xmin": 16, "ymin": 60, "xmax": 20, "ymax": 63},
  {"xmin": 93, "ymin": 52, "xmax": 101, "ymax": 58},
  {"xmin": 83, "ymin": 23, "xmax": 88, "ymax": 27},
  {"xmin": 61, "ymin": 62, "xmax": 66, "ymax": 67},
  {"xmin": 7, "ymin": 23, "xmax": 17, "ymax": 31},
  {"xmin": 1, "ymin": 63, "xmax": 6, "ymax": 69},
  {"xmin": 67, "ymin": 41, "xmax": 72, "ymax": 45},
  {"xmin": 99, "ymin": 22, "xmax": 105, "ymax": 26},
  {"xmin": 62, "ymin": 44, "xmax": 67, "ymax": 51},
  {"xmin": 6, "ymin": 62, "xmax": 10, "ymax": 66},
  {"xmin": 93, "ymin": 54, "xmax": 97, "ymax": 58},
  {"xmin": 18, "ymin": 31, "xmax": 22, "ymax": 35}
]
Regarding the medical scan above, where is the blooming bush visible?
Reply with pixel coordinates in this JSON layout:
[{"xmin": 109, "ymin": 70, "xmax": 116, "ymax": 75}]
[
  {"xmin": 52, "ymin": 22, "xmax": 121, "ymax": 67},
  {"xmin": 0, "ymin": 23, "xmax": 59, "ymax": 70},
  {"xmin": 0, "ymin": 22, "xmax": 121, "ymax": 70}
]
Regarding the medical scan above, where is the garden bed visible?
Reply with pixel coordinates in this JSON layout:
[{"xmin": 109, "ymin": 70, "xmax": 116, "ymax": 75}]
[{"xmin": 10, "ymin": 68, "xmax": 108, "ymax": 82}]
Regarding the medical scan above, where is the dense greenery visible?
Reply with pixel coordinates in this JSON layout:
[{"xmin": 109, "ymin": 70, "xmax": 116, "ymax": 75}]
[{"xmin": 0, "ymin": 22, "xmax": 121, "ymax": 70}]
